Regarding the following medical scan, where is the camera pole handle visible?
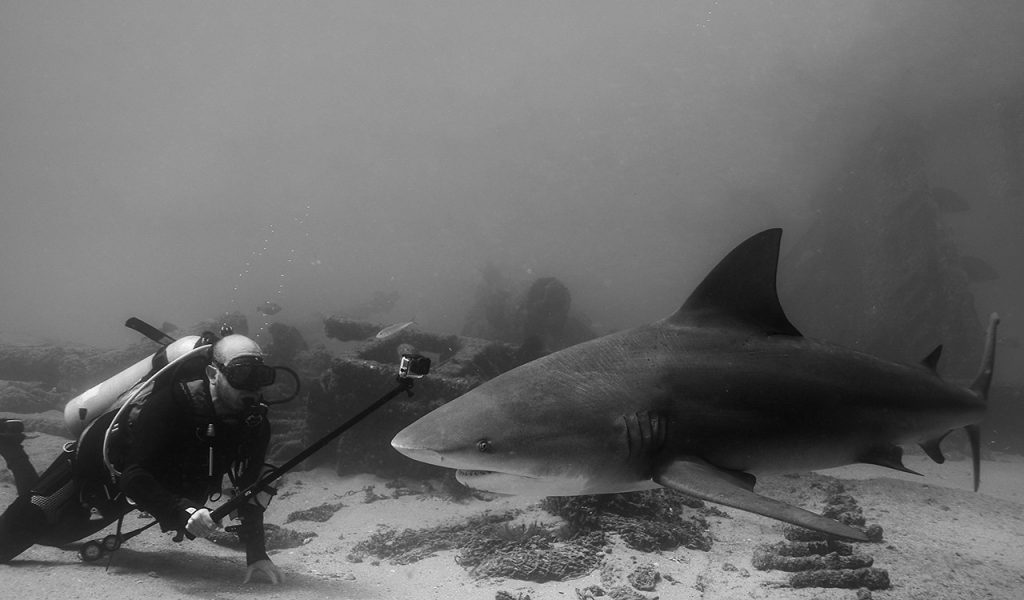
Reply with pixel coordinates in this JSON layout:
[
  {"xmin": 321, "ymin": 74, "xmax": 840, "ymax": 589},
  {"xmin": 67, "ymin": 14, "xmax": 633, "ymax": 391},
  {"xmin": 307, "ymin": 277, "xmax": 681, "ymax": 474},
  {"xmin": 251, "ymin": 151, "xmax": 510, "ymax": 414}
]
[{"xmin": 210, "ymin": 377, "xmax": 415, "ymax": 522}]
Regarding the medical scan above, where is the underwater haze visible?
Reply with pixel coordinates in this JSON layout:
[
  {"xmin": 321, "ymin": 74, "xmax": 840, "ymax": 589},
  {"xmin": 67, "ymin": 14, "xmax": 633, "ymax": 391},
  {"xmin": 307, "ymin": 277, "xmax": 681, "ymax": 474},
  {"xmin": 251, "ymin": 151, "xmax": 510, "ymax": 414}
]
[{"xmin": 1, "ymin": 0, "xmax": 1023, "ymax": 387}]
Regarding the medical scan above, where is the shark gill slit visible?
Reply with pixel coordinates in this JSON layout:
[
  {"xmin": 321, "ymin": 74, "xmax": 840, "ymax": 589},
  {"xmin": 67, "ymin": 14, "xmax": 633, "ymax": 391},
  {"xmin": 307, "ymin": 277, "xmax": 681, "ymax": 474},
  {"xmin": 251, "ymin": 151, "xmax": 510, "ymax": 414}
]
[{"xmin": 624, "ymin": 411, "xmax": 667, "ymax": 459}]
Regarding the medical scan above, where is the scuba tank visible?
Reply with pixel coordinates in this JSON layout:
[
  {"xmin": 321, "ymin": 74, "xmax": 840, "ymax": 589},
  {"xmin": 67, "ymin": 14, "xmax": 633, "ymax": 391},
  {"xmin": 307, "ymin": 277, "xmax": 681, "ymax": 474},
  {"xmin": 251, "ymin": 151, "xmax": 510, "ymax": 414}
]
[
  {"xmin": 63, "ymin": 335, "xmax": 202, "ymax": 438},
  {"xmin": 100, "ymin": 342, "xmax": 213, "ymax": 479}
]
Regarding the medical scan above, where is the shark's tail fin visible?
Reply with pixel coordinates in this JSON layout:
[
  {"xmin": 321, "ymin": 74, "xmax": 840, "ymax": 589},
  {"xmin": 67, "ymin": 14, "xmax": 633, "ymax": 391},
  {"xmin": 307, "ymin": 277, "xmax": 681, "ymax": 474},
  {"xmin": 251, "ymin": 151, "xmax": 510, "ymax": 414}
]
[
  {"xmin": 966, "ymin": 313, "xmax": 1000, "ymax": 492},
  {"xmin": 970, "ymin": 313, "xmax": 1000, "ymax": 400}
]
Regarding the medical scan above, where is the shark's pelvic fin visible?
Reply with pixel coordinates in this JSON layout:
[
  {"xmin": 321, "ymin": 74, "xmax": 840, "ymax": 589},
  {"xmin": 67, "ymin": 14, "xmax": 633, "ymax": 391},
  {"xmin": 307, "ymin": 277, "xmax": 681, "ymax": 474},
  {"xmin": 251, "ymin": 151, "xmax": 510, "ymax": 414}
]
[
  {"xmin": 920, "ymin": 345, "xmax": 943, "ymax": 373},
  {"xmin": 670, "ymin": 228, "xmax": 802, "ymax": 337},
  {"xmin": 858, "ymin": 444, "xmax": 922, "ymax": 475},
  {"xmin": 654, "ymin": 458, "xmax": 869, "ymax": 542}
]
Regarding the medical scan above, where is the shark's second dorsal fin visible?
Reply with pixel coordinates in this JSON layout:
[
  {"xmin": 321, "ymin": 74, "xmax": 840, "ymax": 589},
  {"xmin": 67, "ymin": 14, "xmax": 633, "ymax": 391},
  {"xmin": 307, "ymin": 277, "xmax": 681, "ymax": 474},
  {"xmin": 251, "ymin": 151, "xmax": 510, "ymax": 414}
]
[
  {"xmin": 921, "ymin": 345, "xmax": 943, "ymax": 373},
  {"xmin": 669, "ymin": 228, "xmax": 802, "ymax": 336}
]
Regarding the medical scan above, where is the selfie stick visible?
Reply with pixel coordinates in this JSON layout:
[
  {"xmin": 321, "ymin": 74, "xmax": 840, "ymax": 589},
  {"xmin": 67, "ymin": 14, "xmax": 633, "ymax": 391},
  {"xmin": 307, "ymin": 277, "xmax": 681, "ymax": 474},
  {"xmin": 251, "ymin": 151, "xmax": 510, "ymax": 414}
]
[{"xmin": 210, "ymin": 375, "xmax": 417, "ymax": 522}]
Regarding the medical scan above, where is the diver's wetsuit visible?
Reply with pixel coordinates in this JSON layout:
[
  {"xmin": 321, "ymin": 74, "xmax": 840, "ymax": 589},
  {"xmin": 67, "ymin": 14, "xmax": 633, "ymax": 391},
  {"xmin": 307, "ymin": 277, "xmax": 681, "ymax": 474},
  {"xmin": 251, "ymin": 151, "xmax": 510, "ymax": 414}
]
[{"xmin": 118, "ymin": 379, "xmax": 272, "ymax": 566}]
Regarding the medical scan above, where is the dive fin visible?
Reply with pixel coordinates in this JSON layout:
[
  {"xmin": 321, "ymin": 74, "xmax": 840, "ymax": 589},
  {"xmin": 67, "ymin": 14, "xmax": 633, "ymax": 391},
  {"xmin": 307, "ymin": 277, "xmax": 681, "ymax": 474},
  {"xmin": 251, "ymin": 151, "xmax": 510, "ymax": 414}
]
[
  {"xmin": 125, "ymin": 317, "xmax": 176, "ymax": 346},
  {"xmin": 654, "ymin": 458, "xmax": 869, "ymax": 542},
  {"xmin": 858, "ymin": 444, "xmax": 922, "ymax": 475},
  {"xmin": 919, "ymin": 433, "xmax": 949, "ymax": 464}
]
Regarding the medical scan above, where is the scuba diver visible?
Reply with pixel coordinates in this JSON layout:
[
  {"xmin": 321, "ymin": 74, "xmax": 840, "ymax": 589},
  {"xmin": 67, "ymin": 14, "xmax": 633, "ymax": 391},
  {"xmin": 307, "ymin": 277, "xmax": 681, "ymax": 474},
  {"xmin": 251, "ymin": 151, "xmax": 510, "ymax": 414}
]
[{"xmin": 0, "ymin": 330, "xmax": 291, "ymax": 585}]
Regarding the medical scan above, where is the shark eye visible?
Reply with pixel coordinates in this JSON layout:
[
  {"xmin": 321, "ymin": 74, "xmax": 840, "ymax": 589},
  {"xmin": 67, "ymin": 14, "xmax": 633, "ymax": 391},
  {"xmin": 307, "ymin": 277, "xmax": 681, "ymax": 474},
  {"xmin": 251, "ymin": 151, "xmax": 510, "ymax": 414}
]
[{"xmin": 476, "ymin": 439, "xmax": 491, "ymax": 453}]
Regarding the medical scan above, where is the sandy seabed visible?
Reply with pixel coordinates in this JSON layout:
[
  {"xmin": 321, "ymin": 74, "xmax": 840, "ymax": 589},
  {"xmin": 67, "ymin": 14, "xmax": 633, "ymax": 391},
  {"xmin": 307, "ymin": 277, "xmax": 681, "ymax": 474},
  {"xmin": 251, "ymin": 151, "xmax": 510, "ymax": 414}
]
[{"xmin": 2, "ymin": 432, "xmax": 1023, "ymax": 600}]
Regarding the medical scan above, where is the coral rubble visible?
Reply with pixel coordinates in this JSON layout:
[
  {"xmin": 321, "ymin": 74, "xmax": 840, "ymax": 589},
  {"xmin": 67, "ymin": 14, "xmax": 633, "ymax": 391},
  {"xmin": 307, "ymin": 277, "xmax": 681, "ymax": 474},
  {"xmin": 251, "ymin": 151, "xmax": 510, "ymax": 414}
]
[
  {"xmin": 542, "ymin": 489, "xmax": 713, "ymax": 552},
  {"xmin": 352, "ymin": 489, "xmax": 713, "ymax": 583}
]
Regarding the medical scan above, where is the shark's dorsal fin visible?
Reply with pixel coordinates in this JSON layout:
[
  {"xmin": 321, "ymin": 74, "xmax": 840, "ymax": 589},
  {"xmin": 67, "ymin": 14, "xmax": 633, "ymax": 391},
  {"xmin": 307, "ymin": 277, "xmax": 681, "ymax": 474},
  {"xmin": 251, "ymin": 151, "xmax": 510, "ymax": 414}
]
[
  {"xmin": 669, "ymin": 228, "xmax": 802, "ymax": 336},
  {"xmin": 921, "ymin": 345, "xmax": 943, "ymax": 373}
]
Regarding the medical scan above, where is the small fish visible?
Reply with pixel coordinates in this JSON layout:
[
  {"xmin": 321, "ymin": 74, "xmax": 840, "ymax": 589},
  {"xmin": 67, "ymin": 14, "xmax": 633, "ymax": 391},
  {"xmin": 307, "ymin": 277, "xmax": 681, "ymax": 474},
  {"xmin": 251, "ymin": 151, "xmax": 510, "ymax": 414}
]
[
  {"xmin": 256, "ymin": 301, "xmax": 283, "ymax": 316},
  {"xmin": 376, "ymin": 321, "xmax": 415, "ymax": 339}
]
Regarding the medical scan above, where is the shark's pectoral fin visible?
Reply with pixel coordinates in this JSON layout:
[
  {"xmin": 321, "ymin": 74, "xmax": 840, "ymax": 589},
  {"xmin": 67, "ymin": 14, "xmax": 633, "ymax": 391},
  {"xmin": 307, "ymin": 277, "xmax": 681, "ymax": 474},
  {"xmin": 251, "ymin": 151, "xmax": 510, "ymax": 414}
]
[
  {"xmin": 653, "ymin": 458, "xmax": 869, "ymax": 542},
  {"xmin": 858, "ymin": 444, "xmax": 922, "ymax": 475}
]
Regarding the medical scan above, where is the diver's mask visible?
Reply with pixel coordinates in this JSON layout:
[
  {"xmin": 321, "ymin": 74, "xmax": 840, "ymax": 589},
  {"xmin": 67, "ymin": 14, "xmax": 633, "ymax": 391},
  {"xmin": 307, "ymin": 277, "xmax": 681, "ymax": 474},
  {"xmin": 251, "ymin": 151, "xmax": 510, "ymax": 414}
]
[
  {"xmin": 214, "ymin": 356, "xmax": 276, "ymax": 391},
  {"xmin": 213, "ymin": 355, "xmax": 301, "ymax": 410}
]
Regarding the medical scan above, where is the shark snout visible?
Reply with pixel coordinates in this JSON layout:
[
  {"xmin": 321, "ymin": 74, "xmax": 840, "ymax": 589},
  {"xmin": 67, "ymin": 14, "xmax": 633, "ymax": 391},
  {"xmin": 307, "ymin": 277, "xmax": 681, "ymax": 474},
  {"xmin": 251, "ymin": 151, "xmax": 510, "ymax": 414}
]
[{"xmin": 390, "ymin": 427, "xmax": 447, "ymax": 467}]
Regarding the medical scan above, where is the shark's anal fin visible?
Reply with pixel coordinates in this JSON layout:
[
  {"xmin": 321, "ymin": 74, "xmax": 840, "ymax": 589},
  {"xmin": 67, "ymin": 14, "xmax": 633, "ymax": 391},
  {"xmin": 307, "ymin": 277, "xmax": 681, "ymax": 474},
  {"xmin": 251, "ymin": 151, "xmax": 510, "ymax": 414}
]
[
  {"xmin": 920, "ymin": 431, "xmax": 950, "ymax": 464},
  {"xmin": 858, "ymin": 444, "xmax": 922, "ymax": 475},
  {"xmin": 654, "ymin": 458, "xmax": 869, "ymax": 542}
]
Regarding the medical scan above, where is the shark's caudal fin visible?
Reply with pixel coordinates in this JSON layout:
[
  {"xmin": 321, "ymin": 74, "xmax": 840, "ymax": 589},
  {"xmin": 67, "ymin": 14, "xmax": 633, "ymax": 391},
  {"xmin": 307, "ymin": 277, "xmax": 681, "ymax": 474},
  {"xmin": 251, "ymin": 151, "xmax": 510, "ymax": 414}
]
[
  {"xmin": 669, "ymin": 228, "xmax": 802, "ymax": 336},
  {"xmin": 966, "ymin": 313, "xmax": 1000, "ymax": 492},
  {"xmin": 655, "ymin": 457, "xmax": 869, "ymax": 542},
  {"xmin": 970, "ymin": 313, "xmax": 1000, "ymax": 401},
  {"xmin": 919, "ymin": 313, "xmax": 999, "ymax": 491}
]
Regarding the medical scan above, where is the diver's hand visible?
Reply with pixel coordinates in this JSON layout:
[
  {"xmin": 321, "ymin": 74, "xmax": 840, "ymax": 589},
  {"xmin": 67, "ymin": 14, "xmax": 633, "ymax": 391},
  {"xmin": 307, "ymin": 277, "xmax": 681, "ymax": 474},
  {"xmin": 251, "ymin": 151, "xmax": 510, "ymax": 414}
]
[
  {"xmin": 184, "ymin": 507, "xmax": 220, "ymax": 538},
  {"xmin": 244, "ymin": 558, "xmax": 284, "ymax": 584}
]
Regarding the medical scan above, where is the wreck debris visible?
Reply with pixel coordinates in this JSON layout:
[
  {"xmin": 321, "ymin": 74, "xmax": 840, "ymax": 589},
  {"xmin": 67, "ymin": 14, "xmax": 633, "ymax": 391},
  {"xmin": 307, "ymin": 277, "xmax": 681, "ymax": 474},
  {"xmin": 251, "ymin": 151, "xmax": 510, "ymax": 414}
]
[
  {"xmin": 750, "ymin": 547, "xmax": 873, "ymax": 572},
  {"xmin": 789, "ymin": 567, "xmax": 890, "ymax": 590},
  {"xmin": 752, "ymin": 477, "xmax": 890, "ymax": 591},
  {"xmin": 323, "ymin": 317, "xmax": 380, "ymax": 342}
]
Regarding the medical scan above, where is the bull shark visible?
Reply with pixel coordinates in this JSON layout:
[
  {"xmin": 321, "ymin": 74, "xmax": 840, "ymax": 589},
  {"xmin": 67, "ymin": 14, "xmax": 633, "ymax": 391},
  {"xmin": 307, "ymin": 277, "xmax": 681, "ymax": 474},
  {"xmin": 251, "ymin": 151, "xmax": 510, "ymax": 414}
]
[{"xmin": 391, "ymin": 229, "xmax": 999, "ymax": 541}]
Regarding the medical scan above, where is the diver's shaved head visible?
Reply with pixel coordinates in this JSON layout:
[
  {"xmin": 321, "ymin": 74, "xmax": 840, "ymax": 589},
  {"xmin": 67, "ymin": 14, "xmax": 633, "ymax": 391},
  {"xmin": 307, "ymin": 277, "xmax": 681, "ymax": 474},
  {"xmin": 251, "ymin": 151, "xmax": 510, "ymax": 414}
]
[{"xmin": 213, "ymin": 334, "xmax": 264, "ymax": 364}]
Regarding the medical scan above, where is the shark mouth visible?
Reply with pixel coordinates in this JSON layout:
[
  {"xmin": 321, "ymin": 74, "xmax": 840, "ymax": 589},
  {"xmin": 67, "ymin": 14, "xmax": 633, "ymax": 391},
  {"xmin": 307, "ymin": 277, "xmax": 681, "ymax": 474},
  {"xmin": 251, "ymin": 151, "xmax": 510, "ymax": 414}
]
[
  {"xmin": 455, "ymin": 470, "xmax": 494, "ymax": 477},
  {"xmin": 456, "ymin": 469, "xmax": 536, "ymax": 480},
  {"xmin": 455, "ymin": 469, "xmax": 540, "ymax": 486}
]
